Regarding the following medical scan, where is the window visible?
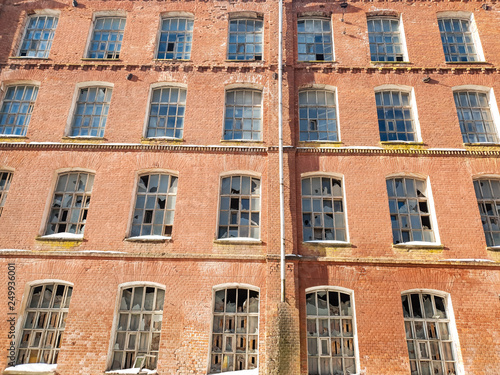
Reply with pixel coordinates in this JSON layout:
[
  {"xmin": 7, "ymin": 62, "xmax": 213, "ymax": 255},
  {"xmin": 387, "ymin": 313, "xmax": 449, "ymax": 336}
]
[
  {"xmin": 401, "ymin": 292, "xmax": 458, "ymax": 375},
  {"xmin": 297, "ymin": 19, "xmax": 333, "ymax": 61},
  {"xmin": 130, "ymin": 173, "xmax": 178, "ymax": 237},
  {"xmin": 218, "ymin": 175, "xmax": 260, "ymax": 239},
  {"xmin": 146, "ymin": 87, "xmax": 186, "ymax": 138},
  {"xmin": 0, "ymin": 85, "xmax": 38, "ymax": 136},
  {"xmin": 87, "ymin": 17, "xmax": 126, "ymax": 59},
  {"xmin": 376, "ymin": 90, "xmax": 416, "ymax": 142},
  {"xmin": 367, "ymin": 17, "xmax": 405, "ymax": 62},
  {"xmin": 473, "ymin": 178, "xmax": 500, "ymax": 247},
  {"xmin": 0, "ymin": 171, "xmax": 13, "ymax": 217},
  {"xmin": 110, "ymin": 285, "xmax": 165, "ymax": 371},
  {"xmin": 70, "ymin": 86, "xmax": 112, "ymax": 137},
  {"xmin": 224, "ymin": 89, "xmax": 262, "ymax": 141},
  {"xmin": 302, "ymin": 176, "xmax": 346, "ymax": 242},
  {"xmin": 157, "ymin": 17, "xmax": 193, "ymax": 60},
  {"xmin": 453, "ymin": 90, "xmax": 498, "ymax": 144},
  {"xmin": 45, "ymin": 172, "xmax": 94, "ymax": 236},
  {"xmin": 386, "ymin": 177, "xmax": 435, "ymax": 244},
  {"xmin": 16, "ymin": 283, "xmax": 73, "ymax": 365},
  {"xmin": 438, "ymin": 18, "xmax": 478, "ymax": 62},
  {"xmin": 227, "ymin": 18, "xmax": 263, "ymax": 61},
  {"xmin": 19, "ymin": 15, "xmax": 58, "ymax": 58},
  {"xmin": 299, "ymin": 90, "xmax": 338, "ymax": 141},
  {"xmin": 210, "ymin": 286, "xmax": 259, "ymax": 373},
  {"xmin": 306, "ymin": 288, "xmax": 357, "ymax": 375}
]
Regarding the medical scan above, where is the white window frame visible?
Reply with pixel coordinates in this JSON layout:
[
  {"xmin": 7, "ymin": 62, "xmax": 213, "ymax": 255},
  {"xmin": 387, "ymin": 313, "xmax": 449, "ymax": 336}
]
[
  {"xmin": 17, "ymin": 10, "xmax": 60, "ymax": 59},
  {"xmin": 0, "ymin": 81, "xmax": 40, "ymax": 137},
  {"xmin": 305, "ymin": 286, "xmax": 360, "ymax": 375}
]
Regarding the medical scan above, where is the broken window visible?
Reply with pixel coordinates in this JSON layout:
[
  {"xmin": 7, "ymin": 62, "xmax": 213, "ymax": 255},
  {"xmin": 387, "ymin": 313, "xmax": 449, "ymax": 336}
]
[
  {"xmin": 302, "ymin": 177, "xmax": 346, "ymax": 242},
  {"xmin": 386, "ymin": 177, "xmax": 436, "ymax": 244},
  {"xmin": 438, "ymin": 18, "xmax": 478, "ymax": 62},
  {"xmin": 0, "ymin": 171, "xmax": 13, "ymax": 217},
  {"xmin": 45, "ymin": 172, "xmax": 94, "ymax": 236},
  {"xmin": 367, "ymin": 17, "xmax": 405, "ymax": 62},
  {"xmin": 473, "ymin": 179, "xmax": 500, "ymax": 246},
  {"xmin": 87, "ymin": 17, "xmax": 126, "ymax": 59},
  {"xmin": 227, "ymin": 19, "xmax": 263, "ymax": 61},
  {"xmin": 146, "ymin": 87, "xmax": 186, "ymax": 139},
  {"xmin": 131, "ymin": 174, "xmax": 177, "ymax": 237},
  {"xmin": 218, "ymin": 176, "xmax": 260, "ymax": 239},
  {"xmin": 376, "ymin": 90, "xmax": 416, "ymax": 142},
  {"xmin": 401, "ymin": 292, "xmax": 458, "ymax": 375},
  {"xmin": 299, "ymin": 90, "xmax": 338, "ymax": 142},
  {"xmin": 297, "ymin": 19, "xmax": 333, "ymax": 62},
  {"xmin": 224, "ymin": 89, "xmax": 262, "ymax": 141},
  {"xmin": 210, "ymin": 286, "xmax": 259, "ymax": 373},
  {"xmin": 157, "ymin": 17, "xmax": 193, "ymax": 60},
  {"xmin": 453, "ymin": 90, "xmax": 498, "ymax": 144},
  {"xmin": 110, "ymin": 285, "xmax": 165, "ymax": 371},
  {"xmin": 70, "ymin": 87, "xmax": 112, "ymax": 137},
  {"xmin": 16, "ymin": 283, "xmax": 73, "ymax": 365},
  {"xmin": 19, "ymin": 15, "xmax": 58, "ymax": 58},
  {"xmin": 306, "ymin": 289, "xmax": 357, "ymax": 375},
  {"xmin": 0, "ymin": 85, "xmax": 39, "ymax": 136}
]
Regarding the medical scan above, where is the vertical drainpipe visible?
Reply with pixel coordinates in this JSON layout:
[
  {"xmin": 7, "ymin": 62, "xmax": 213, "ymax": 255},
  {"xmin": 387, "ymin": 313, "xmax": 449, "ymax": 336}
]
[{"xmin": 278, "ymin": 0, "xmax": 285, "ymax": 303}]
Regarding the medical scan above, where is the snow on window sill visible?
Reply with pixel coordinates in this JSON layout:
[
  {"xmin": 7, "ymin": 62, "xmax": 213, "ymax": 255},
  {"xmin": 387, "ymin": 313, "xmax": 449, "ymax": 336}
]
[
  {"xmin": 36, "ymin": 233, "xmax": 84, "ymax": 241},
  {"xmin": 393, "ymin": 241, "xmax": 443, "ymax": 250},
  {"xmin": 141, "ymin": 137, "xmax": 183, "ymax": 141},
  {"xmin": 124, "ymin": 235, "xmax": 170, "ymax": 243},
  {"xmin": 104, "ymin": 368, "xmax": 157, "ymax": 375},
  {"xmin": 486, "ymin": 246, "xmax": 500, "ymax": 252},
  {"xmin": 0, "ymin": 134, "xmax": 28, "ymax": 139},
  {"xmin": 380, "ymin": 141, "xmax": 424, "ymax": 146},
  {"xmin": 303, "ymin": 240, "xmax": 352, "ymax": 248},
  {"xmin": 3, "ymin": 363, "xmax": 57, "ymax": 375},
  {"xmin": 214, "ymin": 238, "xmax": 262, "ymax": 245}
]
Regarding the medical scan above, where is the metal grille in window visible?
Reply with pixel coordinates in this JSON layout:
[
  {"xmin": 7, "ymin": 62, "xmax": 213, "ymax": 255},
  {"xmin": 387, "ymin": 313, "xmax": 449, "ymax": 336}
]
[
  {"xmin": 438, "ymin": 18, "xmax": 477, "ymax": 62},
  {"xmin": 0, "ymin": 85, "xmax": 38, "ymax": 136},
  {"xmin": 0, "ymin": 171, "xmax": 13, "ymax": 217},
  {"xmin": 297, "ymin": 19, "xmax": 333, "ymax": 61},
  {"xmin": 111, "ymin": 286, "xmax": 165, "ymax": 371},
  {"xmin": 17, "ymin": 283, "xmax": 73, "ymax": 365},
  {"xmin": 376, "ymin": 90, "xmax": 415, "ymax": 142},
  {"xmin": 224, "ymin": 90, "xmax": 262, "ymax": 141},
  {"xmin": 227, "ymin": 19, "xmax": 263, "ymax": 61},
  {"xmin": 302, "ymin": 177, "xmax": 346, "ymax": 242},
  {"xmin": 19, "ymin": 15, "xmax": 58, "ymax": 58},
  {"xmin": 46, "ymin": 172, "xmax": 94, "ymax": 235},
  {"xmin": 131, "ymin": 174, "xmax": 177, "ymax": 237},
  {"xmin": 147, "ymin": 88, "xmax": 186, "ymax": 138},
  {"xmin": 367, "ymin": 18, "xmax": 404, "ymax": 62},
  {"xmin": 157, "ymin": 18, "xmax": 193, "ymax": 60},
  {"xmin": 210, "ymin": 287, "xmax": 259, "ymax": 373},
  {"xmin": 306, "ymin": 290, "xmax": 356, "ymax": 375},
  {"xmin": 401, "ymin": 293, "xmax": 457, "ymax": 375},
  {"xmin": 299, "ymin": 90, "xmax": 338, "ymax": 141},
  {"xmin": 453, "ymin": 91, "xmax": 497, "ymax": 144},
  {"xmin": 386, "ymin": 178, "xmax": 435, "ymax": 244},
  {"xmin": 71, "ymin": 87, "xmax": 112, "ymax": 137},
  {"xmin": 473, "ymin": 179, "xmax": 500, "ymax": 247},
  {"xmin": 218, "ymin": 176, "xmax": 260, "ymax": 239},
  {"xmin": 88, "ymin": 17, "xmax": 126, "ymax": 59}
]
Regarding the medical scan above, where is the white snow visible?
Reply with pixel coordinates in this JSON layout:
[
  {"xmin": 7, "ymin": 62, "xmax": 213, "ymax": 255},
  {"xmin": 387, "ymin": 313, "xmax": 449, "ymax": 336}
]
[
  {"xmin": 395, "ymin": 241, "xmax": 441, "ymax": 246},
  {"xmin": 126, "ymin": 235, "xmax": 169, "ymax": 241},
  {"xmin": 0, "ymin": 249, "xmax": 30, "ymax": 252},
  {"xmin": 4, "ymin": 363, "xmax": 57, "ymax": 373},
  {"xmin": 39, "ymin": 233, "xmax": 83, "ymax": 240},
  {"xmin": 104, "ymin": 369, "xmax": 157, "ymax": 374},
  {"xmin": 440, "ymin": 258, "xmax": 494, "ymax": 263}
]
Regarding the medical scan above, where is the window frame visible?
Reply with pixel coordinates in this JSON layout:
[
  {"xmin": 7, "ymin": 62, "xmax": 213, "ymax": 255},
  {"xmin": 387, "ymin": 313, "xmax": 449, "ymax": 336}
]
[
  {"xmin": 366, "ymin": 15, "xmax": 409, "ymax": 62},
  {"xmin": 17, "ymin": 11, "xmax": 60, "ymax": 59},
  {"xmin": 222, "ymin": 86, "xmax": 263, "ymax": 142},
  {"xmin": 0, "ymin": 82, "xmax": 40, "ymax": 137},
  {"xmin": 84, "ymin": 12, "xmax": 127, "ymax": 60},
  {"xmin": 297, "ymin": 17, "xmax": 334, "ymax": 62},
  {"xmin": 472, "ymin": 177, "xmax": 500, "ymax": 248},
  {"xmin": 155, "ymin": 13, "xmax": 194, "ymax": 61},
  {"xmin": 0, "ymin": 169, "xmax": 14, "ymax": 217},
  {"xmin": 305, "ymin": 286, "xmax": 360, "ymax": 375},
  {"xmin": 226, "ymin": 13, "xmax": 264, "ymax": 62}
]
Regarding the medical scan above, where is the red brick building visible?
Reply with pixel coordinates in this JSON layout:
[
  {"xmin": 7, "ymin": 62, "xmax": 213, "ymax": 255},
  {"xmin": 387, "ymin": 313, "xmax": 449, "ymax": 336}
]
[{"xmin": 0, "ymin": 0, "xmax": 499, "ymax": 374}]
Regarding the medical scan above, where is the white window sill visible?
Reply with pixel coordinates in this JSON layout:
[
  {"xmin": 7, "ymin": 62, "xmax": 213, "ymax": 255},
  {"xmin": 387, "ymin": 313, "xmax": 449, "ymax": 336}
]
[
  {"xmin": 487, "ymin": 246, "xmax": 500, "ymax": 252},
  {"xmin": 124, "ymin": 235, "xmax": 170, "ymax": 243},
  {"xmin": 4, "ymin": 363, "xmax": 56, "ymax": 375},
  {"xmin": 380, "ymin": 141, "xmax": 424, "ymax": 145},
  {"xmin": 214, "ymin": 238, "xmax": 262, "ymax": 245},
  {"xmin": 36, "ymin": 233, "xmax": 84, "ymax": 241},
  {"xmin": 303, "ymin": 240, "xmax": 352, "ymax": 248},
  {"xmin": 393, "ymin": 241, "xmax": 443, "ymax": 250},
  {"xmin": 104, "ymin": 369, "xmax": 157, "ymax": 374},
  {"xmin": 142, "ymin": 137, "xmax": 183, "ymax": 141},
  {"xmin": 0, "ymin": 134, "xmax": 27, "ymax": 138}
]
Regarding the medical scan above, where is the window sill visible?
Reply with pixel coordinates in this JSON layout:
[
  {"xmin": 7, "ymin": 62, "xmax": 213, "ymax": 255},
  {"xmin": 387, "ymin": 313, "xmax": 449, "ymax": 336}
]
[
  {"xmin": 486, "ymin": 246, "xmax": 500, "ymax": 252},
  {"xmin": 0, "ymin": 136, "xmax": 28, "ymax": 142},
  {"xmin": 214, "ymin": 238, "xmax": 262, "ymax": 245},
  {"xmin": 104, "ymin": 369, "xmax": 157, "ymax": 375},
  {"xmin": 220, "ymin": 139, "xmax": 264, "ymax": 144},
  {"xmin": 35, "ymin": 234, "xmax": 84, "ymax": 242},
  {"xmin": 153, "ymin": 59, "xmax": 191, "ymax": 62},
  {"xmin": 62, "ymin": 136, "xmax": 107, "ymax": 143},
  {"xmin": 224, "ymin": 59, "xmax": 265, "ymax": 63},
  {"xmin": 464, "ymin": 142, "xmax": 500, "ymax": 147},
  {"xmin": 140, "ymin": 137, "xmax": 184, "ymax": 143},
  {"xmin": 298, "ymin": 141, "xmax": 343, "ymax": 147},
  {"xmin": 296, "ymin": 60, "xmax": 337, "ymax": 63},
  {"xmin": 3, "ymin": 363, "xmax": 56, "ymax": 375},
  {"xmin": 370, "ymin": 61, "xmax": 411, "ymax": 64},
  {"xmin": 303, "ymin": 241, "xmax": 352, "ymax": 248},
  {"xmin": 8, "ymin": 56, "xmax": 50, "ymax": 60},
  {"xmin": 124, "ymin": 236, "xmax": 170, "ymax": 243},
  {"xmin": 380, "ymin": 141, "xmax": 425, "ymax": 149},
  {"xmin": 393, "ymin": 242, "xmax": 443, "ymax": 250},
  {"xmin": 81, "ymin": 58, "xmax": 122, "ymax": 62},
  {"xmin": 445, "ymin": 61, "xmax": 489, "ymax": 65}
]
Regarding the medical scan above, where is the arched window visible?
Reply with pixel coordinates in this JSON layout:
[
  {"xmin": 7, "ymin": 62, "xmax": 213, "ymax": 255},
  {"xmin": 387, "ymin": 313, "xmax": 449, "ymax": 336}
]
[
  {"xmin": 19, "ymin": 14, "xmax": 59, "ymax": 58},
  {"xmin": 0, "ymin": 171, "xmax": 13, "ymax": 217},
  {"xmin": 299, "ymin": 90, "xmax": 338, "ymax": 142},
  {"xmin": 473, "ymin": 178, "xmax": 500, "ymax": 246},
  {"xmin": 438, "ymin": 14, "xmax": 482, "ymax": 62},
  {"xmin": 224, "ymin": 89, "xmax": 262, "ymax": 141},
  {"xmin": 69, "ymin": 86, "xmax": 113, "ymax": 138},
  {"xmin": 367, "ymin": 16, "xmax": 405, "ymax": 62},
  {"xmin": 297, "ymin": 18, "xmax": 333, "ymax": 62},
  {"xmin": 87, "ymin": 16, "xmax": 126, "ymax": 59},
  {"xmin": 227, "ymin": 17, "xmax": 263, "ymax": 61},
  {"xmin": 146, "ymin": 87, "xmax": 186, "ymax": 139},
  {"xmin": 0, "ymin": 84, "xmax": 39, "ymax": 136},
  {"xmin": 157, "ymin": 17, "xmax": 193, "ymax": 60},
  {"xmin": 376, "ymin": 89, "xmax": 417, "ymax": 142}
]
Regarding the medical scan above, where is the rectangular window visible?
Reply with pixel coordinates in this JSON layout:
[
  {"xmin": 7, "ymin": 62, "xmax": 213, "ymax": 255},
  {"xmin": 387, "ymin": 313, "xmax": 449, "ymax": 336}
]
[
  {"xmin": 297, "ymin": 19, "xmax": 333, "ymax": 61},
  {"xmin": 210, "ymin": 287, "xmax": 259, "ymax": 373},
  {"xmin": 299, "ymin": 90, "xmax": 338, "ymax": 141},
  {"xmin": 224, "ymin": 89, "xmax": 262, "ymax": 141},
  {"xmin": 88, "ymin": 17, "xmax": 126, "ymax": 59},
  {"xmin": 16, "ymin": 283, "xmax": 73, "ymax": 365},
  {"xmin": 438, "ymin": 18, "xmax": 478, "ymax": 62},
  {"xmin": 19, "ymin": 15, "xmax": 58, "ymax": 58},
  {"xmin": 0, "ymin": 171, "xmax": 13, "ymax": 217},
  {"xmin": 218, "ymin": 176, "xmax": 260, "ymax": 239},
  {"xmin": 227, "ymin": 19, "xmax": 263, "ymax": 61},
  {"xmin": 0, "ymin": 85, "xmax": 38, "ymax": 136},
  {"xmin": 146, "ymin": 87, "xmax": 186, "ymax": 139},
  {"xmin": 367, "ymin": 17, "xmax": 405, "ymax": 62},
  {"xmin": 70, "ymin": 87, "xmax": 112, "ymax": 137},
  {"xmin": 376, "ymin": 90, "xmax": 416, "ymax": 142},
  {"xmin": 157, "ymin": 17, "xmax": 193, "ymax": 60},
  {"xmin": 474, "ymin": 179, "xmax": 500, "ymax": 247}
]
